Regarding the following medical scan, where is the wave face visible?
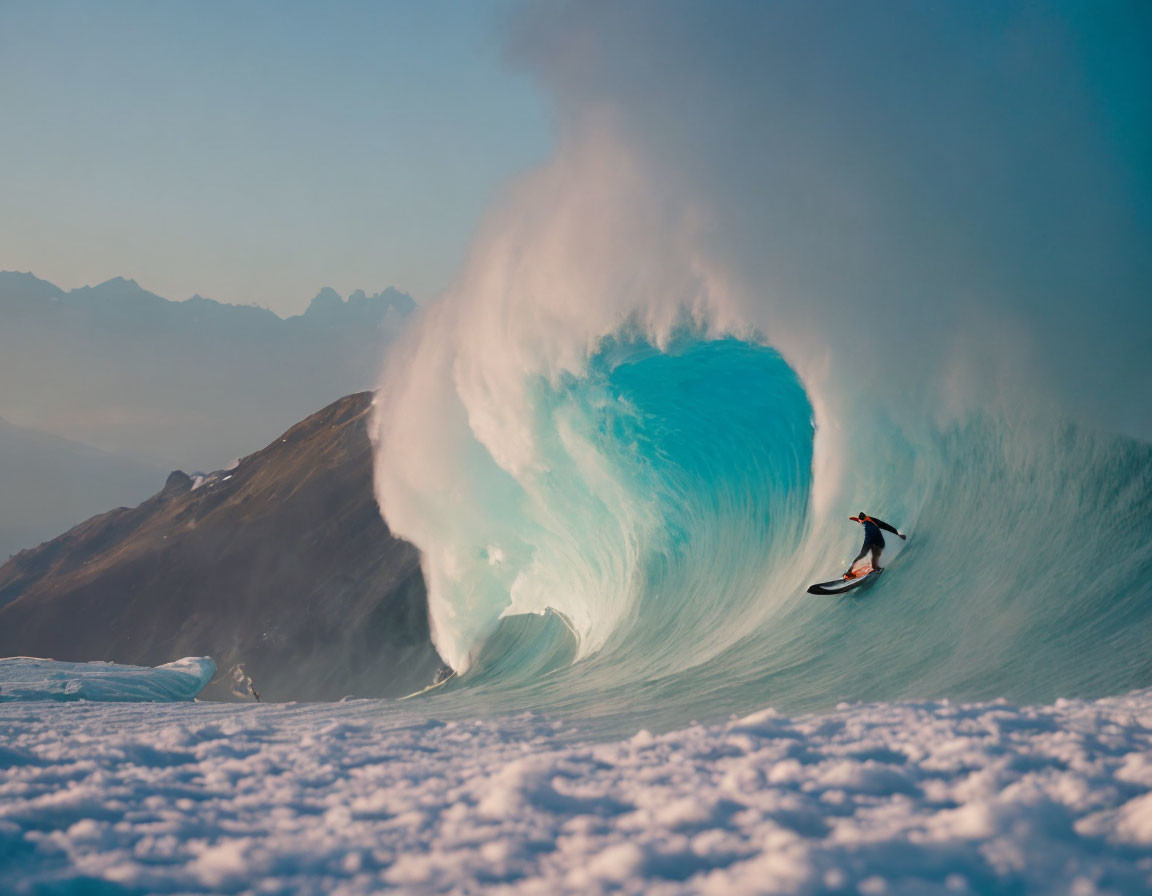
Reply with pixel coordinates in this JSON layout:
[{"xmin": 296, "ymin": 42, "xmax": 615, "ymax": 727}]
[
  {"xmin": 375, "ymin": 318, "xmax": 1152, "ymax": 732},
  {"xmin": 372, "ymin": 3, "xmax": 1152, "ymax": 732}
]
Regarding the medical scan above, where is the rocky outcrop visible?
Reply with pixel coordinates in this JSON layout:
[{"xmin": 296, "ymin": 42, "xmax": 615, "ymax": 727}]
[{"xmin": 0, "ymin": 393, "xmax": 441, "ymax": 701}]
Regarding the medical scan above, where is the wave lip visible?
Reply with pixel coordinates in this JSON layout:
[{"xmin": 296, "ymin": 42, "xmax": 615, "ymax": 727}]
[{"xmin": 376, "ymin": 333, "xmax": 815, "ymax": 683}]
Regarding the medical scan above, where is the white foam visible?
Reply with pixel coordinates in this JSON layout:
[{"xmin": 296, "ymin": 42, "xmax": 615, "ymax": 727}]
[{"xmin": 2, "ymin": 688, "xmax": 1149, "ymax": 893}]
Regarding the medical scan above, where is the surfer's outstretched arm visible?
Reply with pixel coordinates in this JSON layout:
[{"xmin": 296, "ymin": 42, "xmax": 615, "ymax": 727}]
[{"xmin": 872, "ymin": 517, "xmax": 907, "ymax": 539}]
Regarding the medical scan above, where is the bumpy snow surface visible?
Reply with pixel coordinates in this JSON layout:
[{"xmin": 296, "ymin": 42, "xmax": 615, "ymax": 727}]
[{"xmin": 2, "ymin": 691, "xmax": 1151, "ymax": 895}]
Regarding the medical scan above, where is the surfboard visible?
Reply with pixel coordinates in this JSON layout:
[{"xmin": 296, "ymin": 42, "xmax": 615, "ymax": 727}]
[
  {"xmin": 398, "ymin": 670, "xmax": 457, "ymax": 700},
  {"xmin": 806, "ymin": 567, "xmax": 884, "ymax": 595}
]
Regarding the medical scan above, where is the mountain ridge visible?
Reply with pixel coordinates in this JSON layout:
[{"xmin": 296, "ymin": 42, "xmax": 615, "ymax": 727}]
[
  {"xmin": 0, "ymin": 270, "xmax": 417, "ymax": 323},
  {"xmin": 0, "ymin": 392, "xmax": 441, "ymax": 702}
]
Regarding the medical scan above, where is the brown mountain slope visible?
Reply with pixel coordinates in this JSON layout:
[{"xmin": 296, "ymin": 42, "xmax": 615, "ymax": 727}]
[{"xmin": 0, "ymin": 392, "xmax": 441, "ymax": 701}]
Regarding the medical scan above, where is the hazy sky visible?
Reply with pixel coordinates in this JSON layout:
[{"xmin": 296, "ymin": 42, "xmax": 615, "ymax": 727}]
[{"xmin": 0, "ymin": 0, "xmax": 549, "ymax": 314}]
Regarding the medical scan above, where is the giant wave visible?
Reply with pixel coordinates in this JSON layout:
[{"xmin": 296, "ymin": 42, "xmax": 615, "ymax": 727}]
[
  {"xmin": 371, "ymin": 2, "xmax": 1152, "ymax": 735},
  {"xmin": 374, "ymin": 319, "xmax": 1152, "ymax": 734}
]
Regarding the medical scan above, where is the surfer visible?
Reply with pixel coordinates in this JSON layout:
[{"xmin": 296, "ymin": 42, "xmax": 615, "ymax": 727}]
[{"xmin": 844, "ymin": 512, "xmax": 906, "ymax": 578}]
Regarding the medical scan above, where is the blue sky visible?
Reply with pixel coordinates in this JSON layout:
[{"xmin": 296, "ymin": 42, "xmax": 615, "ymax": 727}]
[{"xmin": 0, "ymin": 0, "xmax": 550, "ymax": 314}]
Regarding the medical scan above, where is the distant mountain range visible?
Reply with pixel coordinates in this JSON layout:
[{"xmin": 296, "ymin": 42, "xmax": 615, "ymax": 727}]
[
  {"xmin": 0, "ymin": 393, "xmax": 441, "ymax": 701},
  {"xmin": 0, "ymin": 271, "xmax": 416, "ymax": 331},
  {"xmin": 0, "ymin": 271, "xmax": 416, "ymax": 470}
]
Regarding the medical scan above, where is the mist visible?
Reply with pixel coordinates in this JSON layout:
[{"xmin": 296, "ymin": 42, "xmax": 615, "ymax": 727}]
[{"xmin": 505, "ymin": 0, "xmax": 1152, "ymax": 436}]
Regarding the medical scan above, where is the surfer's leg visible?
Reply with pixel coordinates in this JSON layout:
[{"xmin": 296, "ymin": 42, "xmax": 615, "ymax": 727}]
[
  {"xmin": 871, "ymin": 544, "xmax": 883, "ymax": 571},
  {"xmin": 844, "ymin": 545, "xmax": 870, "ymax": 577}
]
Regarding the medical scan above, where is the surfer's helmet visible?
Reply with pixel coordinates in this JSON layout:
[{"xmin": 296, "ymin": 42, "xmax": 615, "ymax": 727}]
[{"xmin": 858, "ymin": 511, "xmax": 868, "ymax": 520}]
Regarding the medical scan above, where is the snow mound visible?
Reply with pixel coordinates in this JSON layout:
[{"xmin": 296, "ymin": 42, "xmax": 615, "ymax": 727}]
[{"xmin": 0, "ymin": 656, "xmax": 215, "ymax": 703}]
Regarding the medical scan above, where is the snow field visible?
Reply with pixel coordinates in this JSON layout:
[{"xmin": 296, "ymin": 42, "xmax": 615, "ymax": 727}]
[{"xmin": 1, "ymin": 689, "xmax": 1151, "ymax": 894}]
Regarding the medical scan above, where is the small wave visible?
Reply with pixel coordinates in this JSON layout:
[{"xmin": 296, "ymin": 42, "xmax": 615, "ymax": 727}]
[{"xmin": 0, "ymin": 656, "xmax": 216, "ymax": 702}]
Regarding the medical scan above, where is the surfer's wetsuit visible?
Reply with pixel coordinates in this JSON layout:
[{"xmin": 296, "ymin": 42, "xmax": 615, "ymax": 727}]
[{"xmin": 846, "ymin": 514, "xmax": 902, "ymax": 575}]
